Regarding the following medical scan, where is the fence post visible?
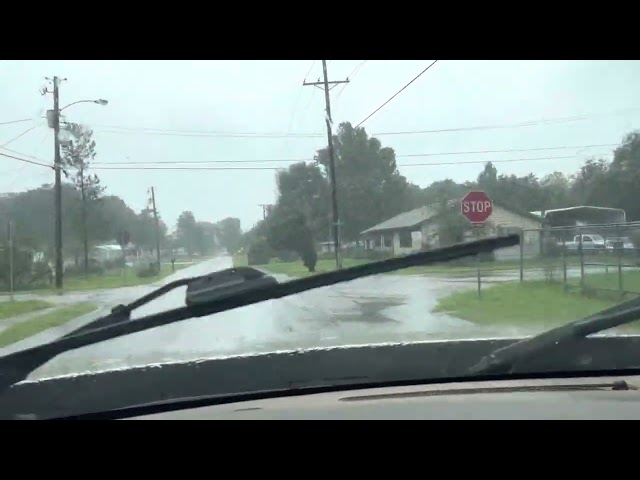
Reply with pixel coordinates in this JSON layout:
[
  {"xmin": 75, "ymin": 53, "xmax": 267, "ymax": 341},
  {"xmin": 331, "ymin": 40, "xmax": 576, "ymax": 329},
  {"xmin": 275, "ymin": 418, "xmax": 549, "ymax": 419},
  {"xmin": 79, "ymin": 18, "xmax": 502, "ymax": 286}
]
[
  {"xmin": 562, "ymin": 237, "xmax": 567, "ymax": 291},
  {"xmin": 519, "ymin": 229, "xmax": 524, "ymax": 284},
  {"xmin": 579, "ymin": 228, "xmax": 585, "ymax": 291},
  {"xmin": 8, "ymin": 220, "xmax": 14, "ymax": 300},
  {"xmin": 477, "ymin": 253, "xmax": 482, "ymax": 298},
  {"xmin": 618, "ymin": 225, "xmax": 624, "ymax": 294}
]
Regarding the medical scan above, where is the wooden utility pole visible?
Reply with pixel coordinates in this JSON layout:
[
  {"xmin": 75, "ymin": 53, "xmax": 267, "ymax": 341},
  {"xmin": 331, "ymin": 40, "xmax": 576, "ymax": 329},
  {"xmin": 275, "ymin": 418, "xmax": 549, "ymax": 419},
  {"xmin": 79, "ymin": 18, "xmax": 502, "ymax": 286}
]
[
  {"xmin": 258, "ymin": 204, "xmax": 272, "ymax": 220},
  {"xmin": 52, "ymin": 77, "xmax": 64, "ymax": 289},
  {"xmin": 150, "ymin": 187, "xmax": 161, "ymax": 271},
  {"xmin": 303, "ymin": 60, "xmax": 348, "ymax": 269}
]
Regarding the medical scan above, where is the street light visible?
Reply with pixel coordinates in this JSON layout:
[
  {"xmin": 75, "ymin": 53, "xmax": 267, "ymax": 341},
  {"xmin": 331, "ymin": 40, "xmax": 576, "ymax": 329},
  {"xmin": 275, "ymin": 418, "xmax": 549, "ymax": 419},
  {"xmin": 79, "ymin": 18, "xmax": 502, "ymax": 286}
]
[
  {"xmin": 61, "ymin": 98, "xmax": 109, "ymax": 112},
  {"xmin": 49, "ymin": 76, "xmax": 108, "ymax": 290}
]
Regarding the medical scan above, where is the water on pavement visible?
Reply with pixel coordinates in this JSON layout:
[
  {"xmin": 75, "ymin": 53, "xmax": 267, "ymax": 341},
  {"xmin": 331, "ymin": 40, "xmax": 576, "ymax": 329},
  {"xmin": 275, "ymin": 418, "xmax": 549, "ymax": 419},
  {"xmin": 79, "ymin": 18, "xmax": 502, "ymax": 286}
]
[{"xmin": 10, "ymin": 256, "xmax": 532, "ymax": 380}]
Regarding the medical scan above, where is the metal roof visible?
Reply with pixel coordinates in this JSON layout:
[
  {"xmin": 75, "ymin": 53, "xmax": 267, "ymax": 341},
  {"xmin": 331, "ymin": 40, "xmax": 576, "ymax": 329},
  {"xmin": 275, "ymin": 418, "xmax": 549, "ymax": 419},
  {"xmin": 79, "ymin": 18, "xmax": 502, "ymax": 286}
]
[{"xmin": 361, "ymin": 205, "xmax": 438, "ymax": 235}]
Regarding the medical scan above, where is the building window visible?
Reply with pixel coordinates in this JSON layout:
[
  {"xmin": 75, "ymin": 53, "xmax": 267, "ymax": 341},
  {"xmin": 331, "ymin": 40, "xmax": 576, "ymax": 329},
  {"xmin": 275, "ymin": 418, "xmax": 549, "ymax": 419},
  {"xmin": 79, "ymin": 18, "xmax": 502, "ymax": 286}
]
[{"xmin": 399, "ymin": 231, "xmax": 412, "ymax": 248}]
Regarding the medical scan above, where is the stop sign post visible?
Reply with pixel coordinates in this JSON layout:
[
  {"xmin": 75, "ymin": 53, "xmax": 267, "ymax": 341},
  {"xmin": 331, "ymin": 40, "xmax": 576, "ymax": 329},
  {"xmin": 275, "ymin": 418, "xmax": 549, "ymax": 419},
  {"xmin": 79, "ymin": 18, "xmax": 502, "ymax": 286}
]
[{"xmin": 461, "ymin": 191, "xmax": 493, "ymax": 225}]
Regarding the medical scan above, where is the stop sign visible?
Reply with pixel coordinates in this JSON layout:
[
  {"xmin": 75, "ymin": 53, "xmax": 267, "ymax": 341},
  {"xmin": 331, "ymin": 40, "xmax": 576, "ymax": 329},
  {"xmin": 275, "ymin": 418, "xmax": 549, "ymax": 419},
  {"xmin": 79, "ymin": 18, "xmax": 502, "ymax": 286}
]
[{"xmin": 461, "ymin": 191, "xmax": 493, "ymax": 225}]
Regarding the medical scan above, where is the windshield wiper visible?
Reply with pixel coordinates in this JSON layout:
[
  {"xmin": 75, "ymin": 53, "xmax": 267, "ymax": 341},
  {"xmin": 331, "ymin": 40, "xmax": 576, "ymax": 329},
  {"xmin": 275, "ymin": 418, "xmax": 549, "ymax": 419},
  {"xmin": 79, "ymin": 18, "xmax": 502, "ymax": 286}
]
[
  {"xmin": 0, "ymin": 234, "xmax": 518, "ymax": 393},
  {"xmin": 469, "ymin": 294, "xmax": 640, "ymax": 376}
]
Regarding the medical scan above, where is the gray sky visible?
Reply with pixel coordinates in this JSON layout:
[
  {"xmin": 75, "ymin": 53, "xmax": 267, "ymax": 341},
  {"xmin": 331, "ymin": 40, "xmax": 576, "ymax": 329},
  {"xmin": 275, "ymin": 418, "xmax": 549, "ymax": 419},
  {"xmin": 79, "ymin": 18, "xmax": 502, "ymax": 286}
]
[{"xmin": 1, "ymin": 60, "xmax": 639, "ymax": 234}]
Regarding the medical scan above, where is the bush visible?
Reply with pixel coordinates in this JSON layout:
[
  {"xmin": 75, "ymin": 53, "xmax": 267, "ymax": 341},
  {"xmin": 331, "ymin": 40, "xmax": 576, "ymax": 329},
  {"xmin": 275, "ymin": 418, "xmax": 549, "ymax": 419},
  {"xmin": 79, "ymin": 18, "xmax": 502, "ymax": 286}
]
[
  {"xmin": 136, "ymin": 262, "xmax": 159, "ymax": 278},
  {"xmin": 247, "ymin": 238, "xmax": 274, "ymax": 266}
]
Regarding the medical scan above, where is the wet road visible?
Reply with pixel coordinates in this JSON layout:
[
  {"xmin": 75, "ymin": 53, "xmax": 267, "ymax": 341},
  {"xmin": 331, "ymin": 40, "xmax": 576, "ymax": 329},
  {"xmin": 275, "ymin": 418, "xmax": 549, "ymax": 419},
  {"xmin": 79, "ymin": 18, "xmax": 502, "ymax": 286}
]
[{"xmin": 11, "ymin": 255, "xmax": 515, "ymax": 380}]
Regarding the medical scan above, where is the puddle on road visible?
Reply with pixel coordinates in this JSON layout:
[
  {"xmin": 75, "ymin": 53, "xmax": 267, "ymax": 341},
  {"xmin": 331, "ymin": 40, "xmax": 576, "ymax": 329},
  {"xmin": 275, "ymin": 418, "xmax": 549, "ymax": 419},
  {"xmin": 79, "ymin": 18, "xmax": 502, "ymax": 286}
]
[{"xmin": 328, "ymin": 297, "xmax": 405, "ymax": 324}]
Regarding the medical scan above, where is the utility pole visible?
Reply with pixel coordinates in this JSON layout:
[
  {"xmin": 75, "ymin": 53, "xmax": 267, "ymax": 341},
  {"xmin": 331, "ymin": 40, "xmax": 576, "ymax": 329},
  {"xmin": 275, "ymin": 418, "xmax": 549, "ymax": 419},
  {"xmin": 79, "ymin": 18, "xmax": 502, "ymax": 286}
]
[
  {"xmin": 150, "ymin": 187, "xmax": 161, "ymax": 271},
  {"xmin": 303, "ymin": 60, "xmax": 348, "ymax": 269},
  {"xmin": 52, "ymin": 76, "xmax": 64, "ymax": 289},
  {"xmin": 258, "ymin": 204, "xmax": 272, "ymax": 220}
]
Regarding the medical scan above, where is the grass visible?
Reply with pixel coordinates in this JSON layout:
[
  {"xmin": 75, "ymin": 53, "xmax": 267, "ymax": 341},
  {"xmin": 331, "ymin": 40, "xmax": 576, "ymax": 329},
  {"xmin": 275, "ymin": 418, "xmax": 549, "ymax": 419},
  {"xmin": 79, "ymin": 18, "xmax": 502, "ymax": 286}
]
[
  {"xmin": 433, "ymin": 280, "xmax": 640, "ymax": 333},
  {"xmin": 0, "ymin": 262, "xmax": 194, "ymax": 296},
  {"xmin": 0, "ymin": 299, "xmax": 54, "ymax": 320},
  {"xmin": 433, "ymin": 281, "xmax": 614, "ymax": 328},
  {"xmin": 582, "ymin": 269, "xmax": 640, "ymax": 293},
  {"xmin": 61, "ymin": 263, "xmax": 188, "ymax": 292},
  {"xmin": 0, "ymin": 302, "xmax": 98, "ymax": 347},
  {"xmin": 233, "ymin": 254, "xmax": 545, "ymax": 278}
]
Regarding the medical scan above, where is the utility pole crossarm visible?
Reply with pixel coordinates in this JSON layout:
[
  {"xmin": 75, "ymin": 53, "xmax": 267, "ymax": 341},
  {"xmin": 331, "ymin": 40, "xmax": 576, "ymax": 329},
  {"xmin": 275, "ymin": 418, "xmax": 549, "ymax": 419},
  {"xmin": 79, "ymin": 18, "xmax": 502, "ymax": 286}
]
[{"xmin": 302, "ymin": 80, "xmax": 350, "ymax": 86}]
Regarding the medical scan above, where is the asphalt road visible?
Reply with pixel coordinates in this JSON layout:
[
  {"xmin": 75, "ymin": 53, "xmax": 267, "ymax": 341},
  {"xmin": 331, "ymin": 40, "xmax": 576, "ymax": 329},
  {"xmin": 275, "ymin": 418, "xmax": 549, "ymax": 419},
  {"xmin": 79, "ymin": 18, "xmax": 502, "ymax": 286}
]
[
  {"xmin": 13, "ymin": 254, "xmax": 616, "ymax": 381},
  {"xmin": 12, "ymin": 255, "xmax": 527, "ymax": 380}
]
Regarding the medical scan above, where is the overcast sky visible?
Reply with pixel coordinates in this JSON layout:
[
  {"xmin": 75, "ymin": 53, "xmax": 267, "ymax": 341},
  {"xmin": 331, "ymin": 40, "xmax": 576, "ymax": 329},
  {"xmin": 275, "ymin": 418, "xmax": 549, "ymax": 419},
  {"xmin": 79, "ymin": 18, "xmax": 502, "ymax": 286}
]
[{"xmin": 1, "ymin": 60, "xmax": 639, "ymax": 234}]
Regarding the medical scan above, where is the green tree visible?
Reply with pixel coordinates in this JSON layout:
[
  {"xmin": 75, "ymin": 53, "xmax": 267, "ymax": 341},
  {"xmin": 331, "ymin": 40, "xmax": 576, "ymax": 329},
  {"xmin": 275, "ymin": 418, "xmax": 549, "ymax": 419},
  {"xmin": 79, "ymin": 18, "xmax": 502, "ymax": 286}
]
[
  {"xmin": 215, "ymin": 217, "xmax": 243, "ymax": 254},
  {"xmin": 267, "ymin": 206, "xmax": 317, "ymax": 272},
  {"xmin": 176, "ymin": 211, "xmax": 198, "ymax": 255},
  {"xmin": 60, "ymin": 123, "xmax": 104, "ymax": 274},
  {"xmin": 314, "ymin": 122, "xmax": 421, "ymax": 241}
]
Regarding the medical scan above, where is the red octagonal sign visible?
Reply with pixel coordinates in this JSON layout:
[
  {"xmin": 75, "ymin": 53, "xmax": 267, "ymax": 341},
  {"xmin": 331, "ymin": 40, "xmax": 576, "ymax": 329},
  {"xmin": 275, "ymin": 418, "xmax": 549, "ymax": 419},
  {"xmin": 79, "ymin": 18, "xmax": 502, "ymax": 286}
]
[{"xmin": 461, "ymin": 190, "xmax": 493, "ymax": 225}]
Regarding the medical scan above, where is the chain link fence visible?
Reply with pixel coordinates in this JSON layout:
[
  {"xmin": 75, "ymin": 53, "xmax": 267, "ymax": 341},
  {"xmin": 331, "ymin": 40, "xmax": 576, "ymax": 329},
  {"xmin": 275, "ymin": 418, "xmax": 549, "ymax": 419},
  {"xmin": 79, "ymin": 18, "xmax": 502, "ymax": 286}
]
[{"xmin": 515, "ymin": 222, "xmax": 640, "ymax": 298}]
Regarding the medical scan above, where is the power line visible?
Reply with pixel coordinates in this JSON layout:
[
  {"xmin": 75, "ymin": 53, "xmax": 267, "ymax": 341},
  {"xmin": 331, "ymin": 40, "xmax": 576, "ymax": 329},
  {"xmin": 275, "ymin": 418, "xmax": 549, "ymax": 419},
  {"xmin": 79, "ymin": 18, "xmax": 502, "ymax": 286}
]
[
  {"xmin": 1, "ymin": 125, "xmax": 41, "ymax": 147},
  {"xmin": 335, "ymin": 60, "xmax": 368, "ymax": 99},
  {"xmin": 0, "ymin": 151, "xmax": 53, "ymax": 169},
  {"xmin": 303, "ymin": 60, "xmax": 317, "ymax": 83},
  {"xmin": 355, "ymin": 60, "xmax": 439, "ymax": 128},
  {"xmin": 94, "ymin": 128, "xmax": 323, "ymax": 138},
  {"xmin": 398, "ymin": 154, "xmax": 613, "ymax": 168},
  {"xmin": 87, "ymin": 106, "xmax": 640, "ymax": 139},
  {"xmin": 90, "ymin": 142, "xmax": 619, "ymax": 166},
  {"xmin": 0, "ymin": 118, "xmax": 33, "ymax": 126},
  {"xmin": 90, "ymin": 154, "xmax": 613, "ymax": 172}
]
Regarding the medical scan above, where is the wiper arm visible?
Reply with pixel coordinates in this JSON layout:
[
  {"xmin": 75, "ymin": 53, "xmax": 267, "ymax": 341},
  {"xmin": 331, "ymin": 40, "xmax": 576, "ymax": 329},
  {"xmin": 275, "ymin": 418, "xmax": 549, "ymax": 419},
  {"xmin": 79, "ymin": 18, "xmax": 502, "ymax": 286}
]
[
  {"xmin": 469, "ymin": 294, "xmax": 640, "ymax": 376},
  {"xmin": 0, "ymin": 234, "xmax": 518, "ymax": 393}
]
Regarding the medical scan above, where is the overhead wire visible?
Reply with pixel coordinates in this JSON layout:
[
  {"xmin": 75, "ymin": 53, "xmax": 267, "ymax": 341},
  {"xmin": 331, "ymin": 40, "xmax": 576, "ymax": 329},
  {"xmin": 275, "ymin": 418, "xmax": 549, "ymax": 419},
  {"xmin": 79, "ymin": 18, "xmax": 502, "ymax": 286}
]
[
  {"xmin": 90, "ymin": 142, "xmax": 619, "ymax": 166},
  {"xmin": 335, "ymin": 60, "xmax": 367, "ymax": 99},
  {"xmin": 87, "ymin": 106, "xmax": 640, "ymax": 139},
  {"xmin": 355, "ymin": 60, "xmax": 439, "ymax": 128},
  {"xmin": 90, "ymin": 153, "xmax": 613, "ymax": 172},
  {"xmin": 0, "ymin": 118, "xmax": 34, "ymax": 126},
  {"xmin": 1, "ymin": 124, "xmax": 41, "ymax": 147},
  {"xmin": 0, "ymin": 151, "xmax": 53, "ymax": 169}
]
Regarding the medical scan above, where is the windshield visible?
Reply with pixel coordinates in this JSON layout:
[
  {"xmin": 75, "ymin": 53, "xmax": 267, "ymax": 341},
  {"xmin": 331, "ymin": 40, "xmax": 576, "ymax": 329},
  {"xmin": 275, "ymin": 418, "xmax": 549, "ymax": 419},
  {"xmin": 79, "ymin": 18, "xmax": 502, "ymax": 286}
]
[{"xmin": 2, "ymin": 60, "xmax": 640, "ymax": 404}]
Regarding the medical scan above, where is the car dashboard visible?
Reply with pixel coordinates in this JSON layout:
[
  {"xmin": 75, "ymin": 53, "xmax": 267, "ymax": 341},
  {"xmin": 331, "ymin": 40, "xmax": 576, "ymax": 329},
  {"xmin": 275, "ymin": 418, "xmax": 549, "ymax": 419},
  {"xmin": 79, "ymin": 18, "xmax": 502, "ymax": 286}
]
[{"xmin": 124, "ymin": 375, "xmax": 640, "ymax": 420}]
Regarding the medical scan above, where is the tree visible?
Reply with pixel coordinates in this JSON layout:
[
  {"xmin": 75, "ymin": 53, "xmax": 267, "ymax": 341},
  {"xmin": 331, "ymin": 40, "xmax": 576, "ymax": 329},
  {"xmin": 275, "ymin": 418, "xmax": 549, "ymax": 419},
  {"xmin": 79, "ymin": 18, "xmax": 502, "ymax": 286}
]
[
  {"xmin": 61, "ymin": 123, "xmax": 104, "ymax": 274},
  {"xmin": 196, "ymin": 221, "xmax": 219, "ymax": 255},
  {"xmin": 267, "ymin": 205, "xmax": 317, "ymax": 272},
  {"xmin": 275, "ymin": 162, "xmax": 330, "ymax": 241},
  {"xmin": 176, "ymin": 211, "xmax": 198, "ymax": 255},
  {"xmin": 215, "ymin": 217, "xmax": 243, "ymax": 254},
  {"xmin": 314, "ymin": 122, "xmax": 422, "ymax": 242}
]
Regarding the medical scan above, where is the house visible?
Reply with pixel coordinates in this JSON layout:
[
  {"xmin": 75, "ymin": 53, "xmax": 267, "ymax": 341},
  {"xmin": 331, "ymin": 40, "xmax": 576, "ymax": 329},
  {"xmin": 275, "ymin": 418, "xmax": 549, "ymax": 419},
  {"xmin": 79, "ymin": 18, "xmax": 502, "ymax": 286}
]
[
  {"xmin": 361, "ymin": 200, "xmax": 544, "ymax": 261},
  {"xmin": 360, "ymin": 205, "xmax": 439, "ymax": 255}
]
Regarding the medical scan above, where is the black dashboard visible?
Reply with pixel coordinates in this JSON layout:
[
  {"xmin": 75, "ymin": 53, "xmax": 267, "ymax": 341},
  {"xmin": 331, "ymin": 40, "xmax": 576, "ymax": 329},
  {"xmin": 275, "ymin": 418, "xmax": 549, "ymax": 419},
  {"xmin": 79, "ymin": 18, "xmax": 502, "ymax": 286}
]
[{"xmin": 126, "ymin": 375, "xmax": 640, "ymax": 420}]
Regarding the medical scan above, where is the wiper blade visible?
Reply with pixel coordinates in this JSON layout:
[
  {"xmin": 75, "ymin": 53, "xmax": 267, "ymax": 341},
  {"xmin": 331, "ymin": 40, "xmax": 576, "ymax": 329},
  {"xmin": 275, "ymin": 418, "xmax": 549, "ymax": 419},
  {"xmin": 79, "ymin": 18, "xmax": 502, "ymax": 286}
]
[
  {"xmin": 0, "ymin": 234, "xmax": 518, "ymax": 393},
  {"xmin": 469, "ymin": 294, "xmax": 640, "ymax": 376}
]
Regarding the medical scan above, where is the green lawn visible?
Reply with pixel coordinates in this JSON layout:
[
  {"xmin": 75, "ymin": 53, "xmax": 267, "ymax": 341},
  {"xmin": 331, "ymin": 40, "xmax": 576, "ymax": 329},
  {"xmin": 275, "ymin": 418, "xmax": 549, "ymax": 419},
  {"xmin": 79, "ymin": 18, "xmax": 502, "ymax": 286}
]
[
  {"xmin": 0, "ymin": 302, "xmax": 98, "ymax": 347},
  {"xmin": 61, "ymin": 263, "xmax": 188, "ymax": 291},
  {"xmin": 0, "ymin": 263, "xmax": 193, "ymax": 296},
  {"xmin": 0, "ymin": 299, "xmax": 54, "ymax": 320},
  {"xmin": 582, "ymin": 269, "xmax": 640, "ymax": 293},
  {"xmin": 234, "ymin": 255, "xmax": 548, "ymax": 278},
  {"xmin": 433, "ymin": 280, "xmax": 640, "ymax": 332}
]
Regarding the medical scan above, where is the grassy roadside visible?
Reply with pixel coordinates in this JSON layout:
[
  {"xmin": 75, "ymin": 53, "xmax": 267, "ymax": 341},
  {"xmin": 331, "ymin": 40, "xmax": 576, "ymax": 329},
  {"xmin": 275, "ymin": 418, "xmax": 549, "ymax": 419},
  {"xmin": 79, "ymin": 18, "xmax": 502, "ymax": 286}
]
[
  {"xmin": 61, "ymin": 263, "xmax": 190, "ymax": 291},
  {"xmin": 0, "ymin": 302, "xmax": 98, "ymax": 347},
  {"xmin": 0, "ymin": 262, "xmax": 195, "ymax": 296},
  {"xmin": 433, "ymin": 279, "xmax": 640, "ymax": 332},
  {"xmin": 233, "ymin": 254, "xmax": 552, "ymax": 278},
  {"xmin": 0, "ymin": 300, "xmax": 54, "ymax": 319}
]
